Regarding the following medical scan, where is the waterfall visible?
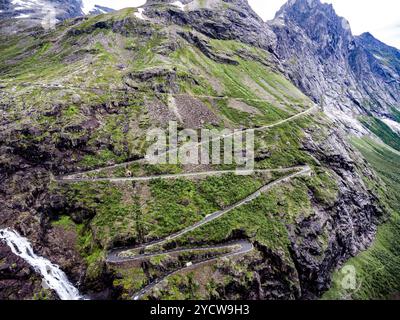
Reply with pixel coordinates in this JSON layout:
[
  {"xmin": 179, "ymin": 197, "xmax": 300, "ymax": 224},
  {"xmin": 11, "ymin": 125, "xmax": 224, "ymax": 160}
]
[{"xmin": 0, "ymin": 228, "xmax": 83, "ymax": 300}]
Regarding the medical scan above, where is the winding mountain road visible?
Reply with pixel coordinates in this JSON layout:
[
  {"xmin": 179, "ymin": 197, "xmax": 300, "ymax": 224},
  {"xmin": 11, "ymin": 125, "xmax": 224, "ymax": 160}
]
[
  {"xmin": 54, "ymin": 103, "xmax": 316, "ymax": 300},
  {"xmin": 103, "ymin": 166, "xmax": 310, "ymax": 299},
  {"xmin": 64, "ymin": 165, "xmax": 309, "ymax": 299}
]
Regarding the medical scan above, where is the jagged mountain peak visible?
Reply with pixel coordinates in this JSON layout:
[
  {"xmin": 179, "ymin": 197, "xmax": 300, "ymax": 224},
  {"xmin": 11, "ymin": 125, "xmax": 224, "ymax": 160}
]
[{"xmin": 275, "ymin": 0, "xmax": 352, "ymax": 41}]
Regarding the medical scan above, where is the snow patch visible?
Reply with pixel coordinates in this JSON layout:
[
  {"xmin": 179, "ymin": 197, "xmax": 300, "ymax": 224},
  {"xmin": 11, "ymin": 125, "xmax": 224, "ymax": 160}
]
[
  {"xmin": 95, "ymin": 7, "xmax": 108, "ymax": 14},
  {"xmin": 341, "ymin": 18, "xmax": 351, "ymax": 31},
  {"xmin": 171, "ymin": 1, "xmax": 186, "ymax": 11},
  {"xmin": 82, "ymin": 0, "xmax": 94, "ymax": 15},
  {"xmin": 10, "ymin": 0, "xmax": 58, "ymax": 29},
  {"xmin": 12, "ymin": 0, "xmax": 40, "ymax": 10}
]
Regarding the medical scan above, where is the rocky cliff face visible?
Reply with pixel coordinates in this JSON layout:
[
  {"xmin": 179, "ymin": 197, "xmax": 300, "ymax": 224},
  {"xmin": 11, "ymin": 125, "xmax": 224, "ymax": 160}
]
[{"xmin": 144, "ymin": 0, "xmax": 277, "ymax": 50}]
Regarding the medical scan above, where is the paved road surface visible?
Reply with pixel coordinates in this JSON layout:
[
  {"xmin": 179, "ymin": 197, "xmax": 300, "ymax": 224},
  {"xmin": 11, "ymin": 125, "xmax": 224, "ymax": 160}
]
[{"xmin": 130, "ymin": 240, "xmax": 254, "ymax": 301}]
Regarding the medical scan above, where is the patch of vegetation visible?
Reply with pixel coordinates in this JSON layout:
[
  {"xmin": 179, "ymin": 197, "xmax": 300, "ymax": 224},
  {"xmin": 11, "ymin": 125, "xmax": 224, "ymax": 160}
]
[
  {"xmin": 80, "ymin": 150, "xmax": 125, "ymax": 168},
  {"xmin": 33, "ymin": 289, "xmax": 54, "ymax": 300},
  {"xmin": 254, "ymin": 116, "xmax": 316, "ymax": 169},
  {"xmin": 51, "ymin": 215, "xmax": 76, "ymax": 231},
  {"xmin": 62, "ymin": 105, "xmax": 79, "ymax": 118},
  {"xmin": 62, "ymin": 182, "xmax": 140, "ymax": 249}
]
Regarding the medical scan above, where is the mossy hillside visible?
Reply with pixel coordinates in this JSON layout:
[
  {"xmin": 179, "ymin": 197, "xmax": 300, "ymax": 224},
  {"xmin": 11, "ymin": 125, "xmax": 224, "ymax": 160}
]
[
  {"xmin": 0, "ymin": 35, "xmax": 63, "ymax": 80},
  {"xmin": 4, "ymin": 87, "xmax": 150, "ymax": 170},
  {"xmin": 58, "ymin": 179, "xmax": 132, "ymax": 248},
  {"xmin": 253, "ymin": 119, "xmax": 316, "ymax": 169},
  {"xmin": 0, "ymin": 14, "xmax": 318, "ymax": 175},
  {"xmin": 324, "ymin": 137, "xmax": 400, "ymax": 299},
  {"xmin": 176, "ymin": 38, "xmax": 308, "ymax": 106},
  {"xmin": 76, "ymin": 108, "xmax": 317, "ymax": 178},
  {"xmin": 0, "ymin": 10, "xmax": 161, "ymax": 86},
  {"xmin": 79, "ymin": 99, "xmax": 150, "ymax": 169},
  {"xmin": 50, "ymin": 214, "xmax": 105, "ymax": 280}
]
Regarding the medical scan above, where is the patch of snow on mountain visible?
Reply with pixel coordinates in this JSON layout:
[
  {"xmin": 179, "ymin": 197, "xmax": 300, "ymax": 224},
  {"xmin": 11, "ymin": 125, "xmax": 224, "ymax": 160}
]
[{"xmin": 134, "ymin": 7, "xmax": 145, "ymax": 20}]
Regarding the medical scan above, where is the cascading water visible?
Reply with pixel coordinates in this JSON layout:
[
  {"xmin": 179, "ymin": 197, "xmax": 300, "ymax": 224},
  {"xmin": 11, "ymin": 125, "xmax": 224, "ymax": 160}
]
[{"xmin": 0, "ymin": 228, "xmax": 83, "ymax": 300}]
